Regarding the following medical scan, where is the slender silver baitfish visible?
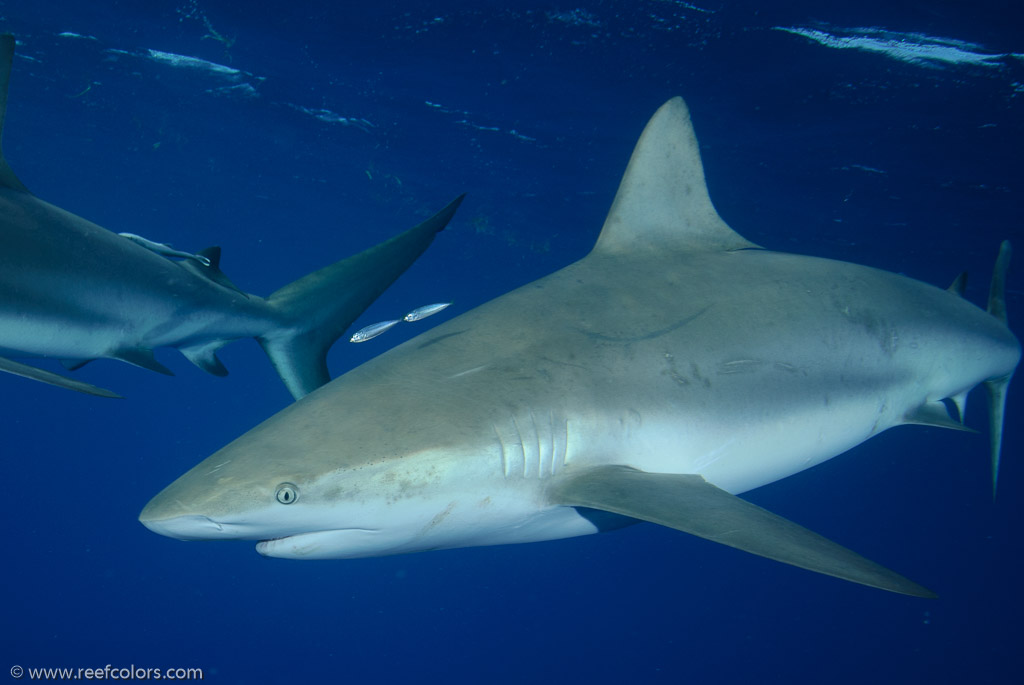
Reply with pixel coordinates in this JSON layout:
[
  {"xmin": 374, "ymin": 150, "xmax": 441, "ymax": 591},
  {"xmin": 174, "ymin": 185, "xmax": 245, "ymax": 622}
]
[
  {"xmin": 142, "ymin": 97, "xmax": 1018, "ymax": 598},
  {"xmin": 403, "ymin": 302, "xmax": 451, "ymax": 322},
  {"xmin": 349, "ymin": 320, "xmax": 401, "ymax": 343}
]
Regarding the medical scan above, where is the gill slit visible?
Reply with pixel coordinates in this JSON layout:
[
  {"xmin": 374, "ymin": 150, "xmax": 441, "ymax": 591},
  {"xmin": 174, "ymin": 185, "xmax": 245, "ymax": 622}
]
[{"xmin": 495, "ymin": 410, "xmax": 570, "ymax": 480}]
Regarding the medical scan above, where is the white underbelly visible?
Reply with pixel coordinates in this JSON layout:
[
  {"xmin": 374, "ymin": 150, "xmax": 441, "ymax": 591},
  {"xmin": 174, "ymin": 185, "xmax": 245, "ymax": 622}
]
[{"xmin": 573, "ymin": 393, "xmax": 905, "ymax": 494}]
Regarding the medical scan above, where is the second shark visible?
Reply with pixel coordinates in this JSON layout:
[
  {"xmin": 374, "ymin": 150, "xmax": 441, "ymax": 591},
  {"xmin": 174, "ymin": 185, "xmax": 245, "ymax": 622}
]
[{"xmin": 0, "ymin": 35, "xmax": 462, "ymax": 399}]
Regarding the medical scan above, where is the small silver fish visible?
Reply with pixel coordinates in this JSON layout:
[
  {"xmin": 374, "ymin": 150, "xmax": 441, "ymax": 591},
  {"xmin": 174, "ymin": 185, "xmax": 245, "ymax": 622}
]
[
  {"xmin": 119, "ymin": 232, "xmax": 211, "ymax": 267},
  {"xmin": 403, "ymin": 302, "xmax": 452, "ymax": 322},
  {"xmin": 349, "ymin": 319, "xmax": 401, "ymax": 343}
]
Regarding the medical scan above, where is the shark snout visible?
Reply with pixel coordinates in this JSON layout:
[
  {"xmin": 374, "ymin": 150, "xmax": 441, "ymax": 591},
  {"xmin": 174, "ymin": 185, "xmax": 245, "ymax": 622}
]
[
  {"xmin": 139, "ymin": 513, "xmax": 232, "ymax": 541},
  {"xmin": 139, "ymin": 489, "xmax": 306, "ymax": 543}
]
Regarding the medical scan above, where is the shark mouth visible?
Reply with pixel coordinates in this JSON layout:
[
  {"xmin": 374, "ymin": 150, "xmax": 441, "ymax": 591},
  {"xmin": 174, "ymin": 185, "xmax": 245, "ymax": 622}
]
[{"xmin": 255, "ymin": 528, "xmax": 380, "ymax": 560}]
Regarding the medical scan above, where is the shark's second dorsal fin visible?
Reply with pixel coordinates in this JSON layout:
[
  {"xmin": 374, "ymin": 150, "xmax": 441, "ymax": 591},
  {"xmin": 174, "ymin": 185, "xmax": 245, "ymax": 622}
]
[
  {"xmin": 178, "ymin": 246, "xmax": 249, "ymax": 297},
  {"xmin": 0, "ymin": 34, "xmax": 28, "ymax": 193},
  {"xmin": 593, "ymin": 97, "xmax": 758, "ymax": 256},
  {"xmin": 947, "ymin": 271, "xmax": 968, "ymax": 297}
]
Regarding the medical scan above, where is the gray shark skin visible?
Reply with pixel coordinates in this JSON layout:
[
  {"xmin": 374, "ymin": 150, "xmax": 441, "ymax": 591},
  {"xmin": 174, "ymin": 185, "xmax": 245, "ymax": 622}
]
[
  {"xmin": 0, "ymin": 35, "xmax": 462, "ymax": 399},
  {"xmin": 141, "ymin": 96, "xmax": 1019, "ymax": 597}
]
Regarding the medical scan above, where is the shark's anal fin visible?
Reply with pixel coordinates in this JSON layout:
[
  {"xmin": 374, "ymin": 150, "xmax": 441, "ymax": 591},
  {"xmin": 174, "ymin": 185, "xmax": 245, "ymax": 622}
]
[
  {"xmin": 550, "ymin": 465, "xmax": 936, "ymax": 598},
  {"xmin": 180, "ymin": 341, "xmax": 229, "ymax": 377},
  {"xmin": 0, "ymin": 356, "xmax": 121, "ymax": 398},
  {"xmin": 903, "ymin": 400, "xmax": 976, "ymax": 432}
]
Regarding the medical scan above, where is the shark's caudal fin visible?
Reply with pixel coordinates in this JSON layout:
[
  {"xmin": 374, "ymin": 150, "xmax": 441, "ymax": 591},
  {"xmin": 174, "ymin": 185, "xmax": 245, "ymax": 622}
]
[
  {"xmin": 0, "ymin": 34, "xmax": 28, "ymax": 193},
  {"xmin": 259, "ymin": 194, "xmax": 465, "ymax": 399},
  {"xmin": 984, "ymin": 240, "xmax": 1014, "ymax": 497},
  {"xmin": 551, "ymin": 465, "xmax": 936, "ymax": 598},
  {"xmin": 593, "ymin": 97, "xmax": 759, "ymax": 256}
]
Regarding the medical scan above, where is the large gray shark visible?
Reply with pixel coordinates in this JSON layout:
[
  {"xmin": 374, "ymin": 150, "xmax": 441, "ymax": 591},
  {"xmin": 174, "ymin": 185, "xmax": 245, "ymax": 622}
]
[
  {"xmin": 0, "ymin": 35, "xmax": 462, "ymax": 399},
  {"xmin": 140, "ymin": 96, "xmax": 1020, "ymax": 597}
]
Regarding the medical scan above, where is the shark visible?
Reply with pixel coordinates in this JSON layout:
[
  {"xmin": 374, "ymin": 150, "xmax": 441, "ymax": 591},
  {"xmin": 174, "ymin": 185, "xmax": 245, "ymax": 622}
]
[
  {"xmin": 0, "ymin": 34, "xmax": 462, "ymax": 399},
  {"xmin": 140, "ymin": 96, "xmax": 1020, "ymax": 597}
]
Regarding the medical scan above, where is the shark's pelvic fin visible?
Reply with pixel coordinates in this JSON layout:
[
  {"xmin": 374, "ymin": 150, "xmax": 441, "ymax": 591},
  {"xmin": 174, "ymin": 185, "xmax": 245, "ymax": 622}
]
[
  {"xmin": 593, "ymin": 97, "xmax": 759, "ymax": 256},
  {"xmin": 985, "ymin": 240, "xmax": 1014, "ymax": 498},
  {"xmin": 0, "ymin": 34, "xmax": 28, "ymax": 193},
  {"xmin": 550, "ymin": 465, "xmax": 936, "ymax": 598},
  {"xmin": 0, "ymin": 356, "xmax": 121, "ymax": 398},
  {"xmin": 259, "ymin": 194, "xmax": 465, "ymax": 399}
]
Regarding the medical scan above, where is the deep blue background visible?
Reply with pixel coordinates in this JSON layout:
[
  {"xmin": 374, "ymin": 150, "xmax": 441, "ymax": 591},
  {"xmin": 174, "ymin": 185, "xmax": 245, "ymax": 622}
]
[{"xmin": 1, "ymin": 1, "xmax": 1021, "ymax": 683}]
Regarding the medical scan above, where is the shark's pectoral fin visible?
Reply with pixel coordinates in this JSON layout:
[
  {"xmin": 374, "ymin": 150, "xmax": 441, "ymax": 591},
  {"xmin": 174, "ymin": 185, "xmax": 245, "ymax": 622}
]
[
  {"xmin": 115, "ymin": 349, "xmax": 174, "ymax": 376},
  {"xmin": 0, "ymin": 356, "xmax": 121, "ymax": 398},
  {"xmin": 180, "ymin": 341, "xmax": 229, "ymax": 377},
  {"xmin": 550, "ymin": 465, "xmax": 936, "ymax": 598}
]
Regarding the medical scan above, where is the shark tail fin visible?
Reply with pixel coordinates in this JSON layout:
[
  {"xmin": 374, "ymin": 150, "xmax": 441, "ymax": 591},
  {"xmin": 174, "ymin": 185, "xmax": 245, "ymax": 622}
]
[
  {"xmin": 551, "ymin": 465, "xmax": 936, "ymax": 598},
  {"xmin": 259, "ymin": 195, "xmax": 464, "ymax": 400},
  {"xmin": 984, "ymin": 240, "xmax": 1014, "ymax": 498},
  {"xmin": 0, "ymin": 34, "xmax": 28, "ymax": 193}
]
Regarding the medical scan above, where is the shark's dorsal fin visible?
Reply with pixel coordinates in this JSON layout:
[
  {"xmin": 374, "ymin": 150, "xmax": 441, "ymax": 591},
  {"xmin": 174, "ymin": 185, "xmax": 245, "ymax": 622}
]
[
  {"xmin": 0, "ymin": 34, "xmax": 28, "ymax": 193},
  {"xmin": 593, "ymin": 97, "xmax": 758, "ymax": 256}
]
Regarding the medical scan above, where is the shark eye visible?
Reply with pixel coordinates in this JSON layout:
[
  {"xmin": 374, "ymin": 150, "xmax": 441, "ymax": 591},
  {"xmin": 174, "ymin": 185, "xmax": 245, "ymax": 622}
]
[{"xmin": 275, "ymin": 483, "xmax": 299, "ymax": 505}]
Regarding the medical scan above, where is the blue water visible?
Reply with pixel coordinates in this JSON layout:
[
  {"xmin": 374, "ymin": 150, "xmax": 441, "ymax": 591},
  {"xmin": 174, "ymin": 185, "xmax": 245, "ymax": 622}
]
[{"xmin": 2, "ymin": 1, "xmax": 1021, "ymax": 682}]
